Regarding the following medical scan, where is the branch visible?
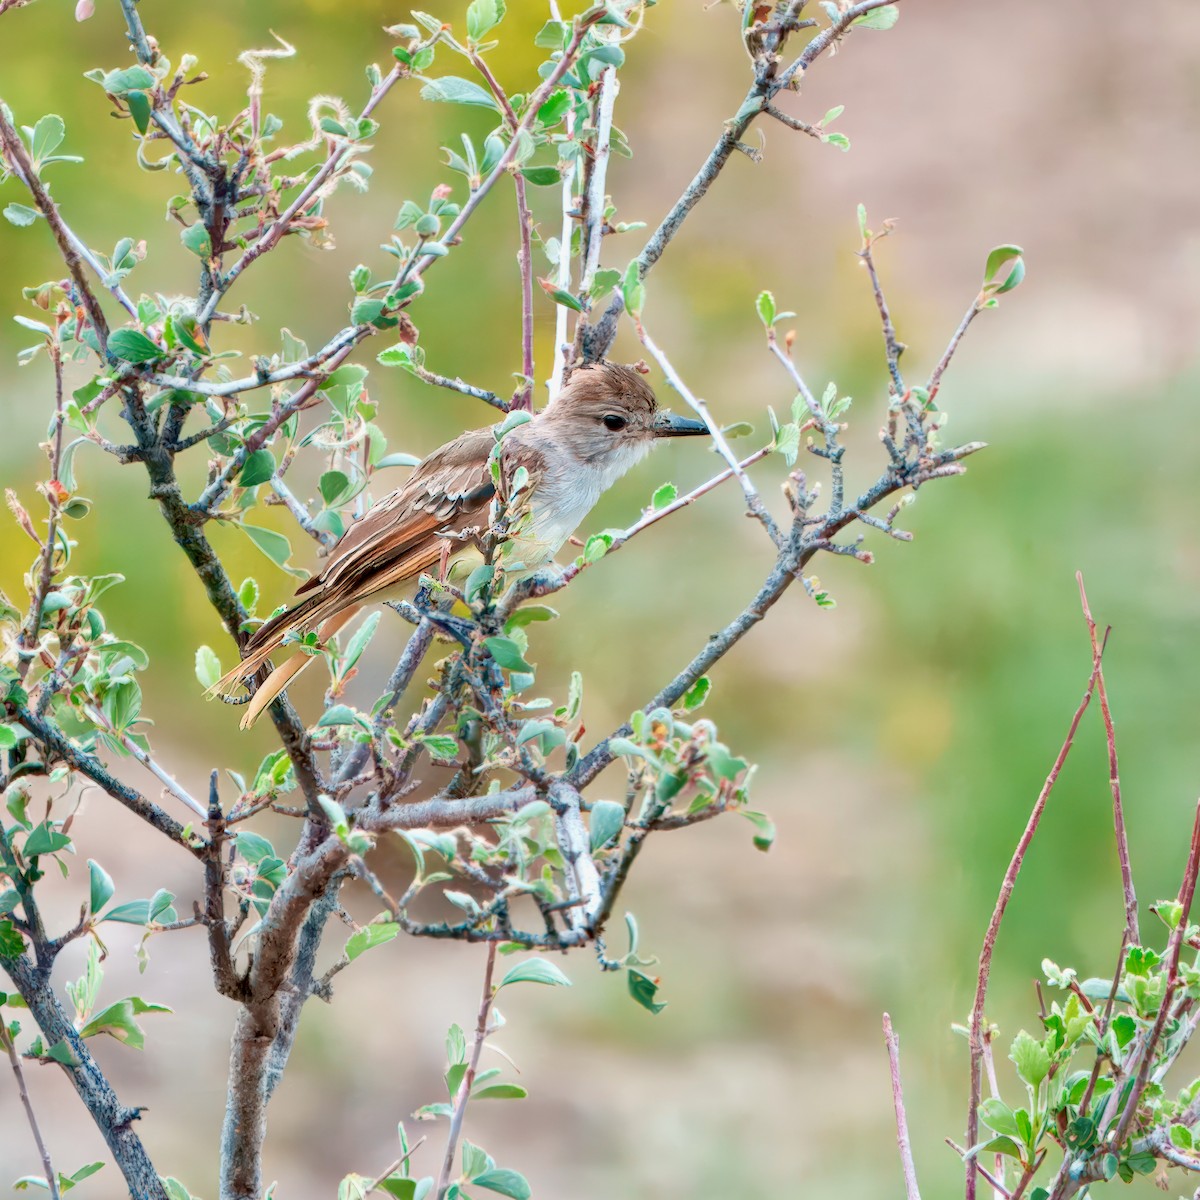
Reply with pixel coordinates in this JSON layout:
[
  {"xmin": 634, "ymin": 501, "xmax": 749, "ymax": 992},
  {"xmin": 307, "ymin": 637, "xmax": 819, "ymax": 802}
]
[
  {"xmin": 435, "ymin": 942, "xmax": 498, "ymax": 1200},
  {"xmin": 406, "ymin": 362, "xmax": 507, "ymax": 412},
  {"xmin": 964, "ymin": 650, "xmax": 1104, "ymax": 1200},
  {"xmin": 81, "ymin": 704, "xmax": 207, "ymax": 818},
  {"xmin": 1, "ymin": 952, "xmax": 167, "ymax": 1199},
  {"xmin": 1, "ymin": 1014, "xmax": 60, "ymax": 1200},
  {"xmin": 16, "ymin": 343, "xmax": 65, "ymax": 683},
  {"xmin": 637, "ymin": 322, "xmax": 783, "ymax": 546},
  {"xmin": 1077, "ymin": 572, "xmax": 1138, "ymax": 947},
  {"xmin": 197, "ymin": 65, "xmax": 406, "ymax": 322},
  {"xmin": 581, "ymin": 1, "xmax": 899, "ymax": 363},
  {"xmin": 0, "ymin": 108, "xmax": 113, "ymax": 352},
  {"xmin": 883, "ymin": 1013, "xmax": 921, "ymax": 1200},
  {"xmin": 1111, "ymin": 796, "xmax": 1200, "ymax": 1148},
  {"xmin": 11, "ymin": 704, "xmax": 205, "ymax": 858},
  {"xmin": 858, "ymin": 228, "xmax": 906, "ymax": 394}
]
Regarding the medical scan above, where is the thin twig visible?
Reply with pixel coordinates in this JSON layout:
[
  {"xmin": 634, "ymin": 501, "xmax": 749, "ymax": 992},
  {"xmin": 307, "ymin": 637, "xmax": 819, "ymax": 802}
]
[
  {"xmin": 637, "ymin": 323, "xmax": 783, "ymax": 547},
  {"xmin": 1077, "ymin": 571, "xmax": 1139, "ymax": 948},
  {"xmin": 435, "ymin": 942, "xmax": 498, "ymax": 1200},
  {"xmin": 1111, "ymin": 796, "xmax": 1200, "ymax": 1148},
  {"xmin": 0, "ymin": 1018, "xmax": 60, "ymax": 1200},
  {"xmin": 964, "ymin": 650, "xmax": 1105, "ymax": 1200},
  {"xmin": 883, "ymin": 1013, "xmax": 921, "ymax": 1200},
  {"xmin": 859, "ymin": 231, "xmax": 906, "ymax": 394},
  {"xmin": 81, "ymin": 704, "xmax": 207, "ymax": 818}
]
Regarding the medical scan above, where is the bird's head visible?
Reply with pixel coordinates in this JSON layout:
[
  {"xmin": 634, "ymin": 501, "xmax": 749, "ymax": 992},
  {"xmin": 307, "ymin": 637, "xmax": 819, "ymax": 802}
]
[{"xmin": 541, "ymin": 362, "xmax": 709, "ymax": 470}]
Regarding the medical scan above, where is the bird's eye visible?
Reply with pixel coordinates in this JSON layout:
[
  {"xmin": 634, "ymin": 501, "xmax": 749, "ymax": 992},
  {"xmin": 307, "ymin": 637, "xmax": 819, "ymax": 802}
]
[{"xmin": 602, "ymin": 413, "xmax": 627, "ymax": 431}]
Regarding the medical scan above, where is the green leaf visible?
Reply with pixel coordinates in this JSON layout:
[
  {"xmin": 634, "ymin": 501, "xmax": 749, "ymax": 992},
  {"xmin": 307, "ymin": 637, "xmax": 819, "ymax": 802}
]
[
  {"xmin": 0, "ymin": 726, "xmax": 18, "ymax": 749},
  {"xmin": 419, "ymin": 77, "xmax": 501, "ymax": 110},
  {"xmin": 651, "ymin": 482, "xmax": 677, "ymax": 510},
  {"xmin": 30, "ymin": 115, "xmax": 66, "ymax": 161},
  {"xmin": 537, "ymin": 278, "xmax": 584, "ymax": 312},
  {"xmin": 533, "ymin": 19, "xmax": 567, "ymax": 48},
  {"xmin": 505, "ymin": 605, "xmax": 557, "ymax": 630},
  {"xmin": 194, "ymin": 645, "xmax": 221, "ymax": 690},
  {"xmin": 466, "ymin": 0, "xmax": 506, "ymax": 41},
  {"xmin": 520, "ymin": 166, "xmax": 562, "ymax": 187},
  {"xmin": 774, "ymin": 422, "xmax": 800, "ymax": 466},
  {"xmin": 483, "ymin": 636, "xmax": 533, "ymax": 673},
  {"xmin": 79, "ymin": 997, "xmax": 170, "ymax": 1050},
  {"xmin": 342, "ymin": 611, "xmax": 381, "ymax": 674},
  {"xmin": 88, "ymin": 859, "xmax": 115, "ymax": 914},
  {"xmin": 317, "ymin": 705, "xmax": 367, "ymax": 729},
  {"xmin": 852, "ymin": 4, "xmax": 899, "ymax": 29},
  {"xmin": 103, "ymin": 65, "xmax": 156, "ymax": 94},
  {"xmin": 755, "ymin": 290, "xmax": 776, "ymax": 328},
  {"xmin": 25, "ymin": 823, "xmax": 70, "ymax": 857},
  {"xmin": 127, "ymin": 91, "xmax": 152, "ymax": 134},
  {"xmin": 536, "ymin": 90, "xmax": 571, "ymax": 128},
  {"xmin": 682, "ymin": 676, "xmax": 710, "ymax": 711},
  {"xmin": 473, "ymin": 1084, "xmax": 528, "ymax": 1100},
  {"xmin": 498, "ymin": 958, "xmax": 571, "ymax": 989},
  {"xmin": 622, "ymin": 260, "xmax": 644, "ymax": 319},
  {"xmin": 983, "ymin": 244, "xmax": 1024, "ymax": 287},
  {"xmin": 823, "ymin": 131, "xmax": 851, "ymax": 151},
  {"xmin": 45, "ymin": 1038, "xmax": 80, "ymax": 1066},
  {"xmin": 240, "ymin": 524, "xmax": 300, "ymax": 574},
  {"xmin": 3, "ymin": 203, "xmax": 39, "ymax": 227},
  {"xmin": 706, "ymin": 742, "xmax": 747, "ymax": 781},
  {"xmin": 234, "ymin": 832, "xmax": 275, "ymax": 865},
  {"xmin": 345, "ymin": 921, "xmax": 400, "ymax": 962},
  {"xmin": 741, "ymin": 809, "xmax": 775, "ymax": 851},
  {"xmin": 421, "ymin": 734, "xmax": 459, "ymax": 759},
  {"xmin": 179, "ymin": 223, "xmax": 212, "ymax": 258},
  {"xmin": 627, "ymin": 966, "xmax": 666, "ymax": 1014},
  {"xmin": 0, "ymin": 919, "xmax": 25, "ymax": 957},
  {"xmin": 106, "ymin": 328, "xmax": 163, "ymax": 363},
  {"xmin": 239, "ymin": 449, "xmax": 275, "ymax": 488},
  {"xmin": 102, "ymin": 899, "xmax": 151, "ymax": 925},
  {"xmin": 1008, "ymin": 1029, "xmax": 1051, "ymax": 1087},
  {"xmin": 977, "ymin": 1097, "xmax": 1019, "ymax": 1138},
  {"xmin": 589, "ymin": 800, "xmax": 625, "ymax": 851},
  {"xmin": 472, "ymin": 1170, "xmax": 530, "ymax": 1200}
]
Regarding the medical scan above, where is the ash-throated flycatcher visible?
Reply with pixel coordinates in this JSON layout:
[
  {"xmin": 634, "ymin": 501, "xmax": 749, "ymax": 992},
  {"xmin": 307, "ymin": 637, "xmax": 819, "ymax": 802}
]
[{"xmin": 215, "ymin": 362, "xmax": 709, "ymax": 727}]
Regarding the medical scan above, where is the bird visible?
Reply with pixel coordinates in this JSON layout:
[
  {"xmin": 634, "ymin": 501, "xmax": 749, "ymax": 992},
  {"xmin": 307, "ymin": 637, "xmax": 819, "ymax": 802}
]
[{"xmin": 213, "ymin": 361, "xmax": 710, "ymax": 728}]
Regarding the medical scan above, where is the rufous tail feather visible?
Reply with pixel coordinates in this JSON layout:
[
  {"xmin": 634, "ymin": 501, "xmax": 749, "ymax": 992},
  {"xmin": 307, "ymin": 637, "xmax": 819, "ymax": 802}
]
[{"xmin": 237, "ymin": 606, "xmax": 361, "ymax": 730}]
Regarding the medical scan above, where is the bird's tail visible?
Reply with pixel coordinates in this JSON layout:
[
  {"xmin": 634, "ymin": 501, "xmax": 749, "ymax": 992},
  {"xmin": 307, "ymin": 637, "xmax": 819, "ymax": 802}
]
[{"xmin": 208, "ymin": 596, "xmax": 361, "ymax": 729}]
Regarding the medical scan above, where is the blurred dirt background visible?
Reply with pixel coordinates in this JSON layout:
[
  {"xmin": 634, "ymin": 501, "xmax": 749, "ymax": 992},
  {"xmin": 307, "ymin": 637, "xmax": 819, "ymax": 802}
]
[{"xmin": 3, "ymin": 0, "xmax": 1200, "ymax": 1196}]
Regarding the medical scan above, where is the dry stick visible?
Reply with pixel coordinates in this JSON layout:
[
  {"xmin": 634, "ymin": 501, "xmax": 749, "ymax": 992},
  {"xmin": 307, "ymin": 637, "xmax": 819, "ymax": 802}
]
[
  {"xmin": 0, "ymin": 1018, "xmax": 60, "ymax": 1200},
  {"xmin": 435, "ymin": 942, "xmax": 499, "ymax": 1200},
  {"xmin": 1077, "ymin": 572, "xmax": 1139, "ymax": 948},
  {"xmin": 965, "ymin": 650, "xmax": 1105, "ymax": 1200},
  {"xmin": 883, "ymin": 1013, "xmax": 922, "ymax": 1200}
]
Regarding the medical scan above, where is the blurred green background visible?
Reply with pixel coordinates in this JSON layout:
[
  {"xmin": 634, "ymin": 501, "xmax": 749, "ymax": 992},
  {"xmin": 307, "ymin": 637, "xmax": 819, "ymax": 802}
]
[{"xmin": 3, "ymin": 0, "xmax": 1200, "ymax": 1196}]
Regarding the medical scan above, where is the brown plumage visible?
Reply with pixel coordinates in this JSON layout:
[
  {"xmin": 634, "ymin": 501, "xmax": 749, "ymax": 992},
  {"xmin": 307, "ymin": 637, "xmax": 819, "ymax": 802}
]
[{"xmin": 213, "ymin": 362, "xmax": 708, "ymax": 728}]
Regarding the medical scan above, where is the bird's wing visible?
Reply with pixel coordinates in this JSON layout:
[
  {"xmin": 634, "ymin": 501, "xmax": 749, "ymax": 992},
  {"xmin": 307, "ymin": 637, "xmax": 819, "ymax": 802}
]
[{"xmin": 294, "ymin": 426, "xmax": 548, "ymax": 603}]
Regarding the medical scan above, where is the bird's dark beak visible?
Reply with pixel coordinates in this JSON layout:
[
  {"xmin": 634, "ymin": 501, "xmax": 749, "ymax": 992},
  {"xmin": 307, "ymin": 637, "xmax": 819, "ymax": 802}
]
[{"xmin": 653, "ymin": 411, "xmax": 709, "ymax": 438}]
